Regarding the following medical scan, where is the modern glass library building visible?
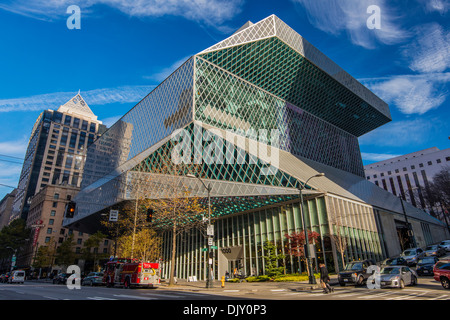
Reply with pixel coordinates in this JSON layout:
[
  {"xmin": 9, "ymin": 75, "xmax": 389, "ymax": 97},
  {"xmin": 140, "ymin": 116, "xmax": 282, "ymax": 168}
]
[{"xmin": 64, "ymin": 15, "xmax": 449, "ymax": 280}]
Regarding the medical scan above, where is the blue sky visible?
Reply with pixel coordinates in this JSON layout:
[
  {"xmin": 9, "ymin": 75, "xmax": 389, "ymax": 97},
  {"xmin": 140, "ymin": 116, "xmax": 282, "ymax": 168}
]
[{"xmin": 0, "ymin": 0, "xmax": 449, "ymax": 200}]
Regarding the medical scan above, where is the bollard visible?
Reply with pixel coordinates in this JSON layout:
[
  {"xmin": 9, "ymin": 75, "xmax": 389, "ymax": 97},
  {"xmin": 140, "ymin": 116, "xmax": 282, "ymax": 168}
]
[{"xmin": 221, "ymin": 276, "xmax": 225, "ymax": 288}]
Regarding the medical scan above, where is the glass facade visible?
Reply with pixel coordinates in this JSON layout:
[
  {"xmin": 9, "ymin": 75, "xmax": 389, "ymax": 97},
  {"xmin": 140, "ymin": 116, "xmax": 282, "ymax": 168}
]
[
  {"xmin": 64, "ymin": 15, "xmax": 427, "ymax": 279},
  {"xmin": 160, "ymin": 195, "xmax": 386, "ymax": 280}
]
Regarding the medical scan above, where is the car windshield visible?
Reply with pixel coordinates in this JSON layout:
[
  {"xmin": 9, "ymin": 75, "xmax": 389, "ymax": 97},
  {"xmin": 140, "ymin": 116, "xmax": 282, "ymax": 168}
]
[
  {"xmin": 402, "ymin": 250, "xmax": 415, "ymax": 256},
  {"xmin": 344, "ymin": 262, "xmax": 362, "ymax": 270},
  {"xmin": 418, "ymin": 258, "xmax": 435, "ymax": 264},
  {"xmin": 426, "ymin": 245, "xmax": 437, "ymax": 250},
  {"xmin": 441, "ymin": 241, "xmax": 450, "ymax": 245},
  {"xmin": 381, "ymin": 267, "xmax": 400, "ymax": 275},
  {"xmin": 384, "ymin": 259, "xmax": 394, "ymax": 265}
]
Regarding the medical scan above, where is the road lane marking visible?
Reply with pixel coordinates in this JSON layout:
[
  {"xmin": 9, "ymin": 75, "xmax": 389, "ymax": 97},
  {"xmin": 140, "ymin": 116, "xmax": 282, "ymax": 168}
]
[
  {"xmin": 427, "ymin": 294, "xmax": 449, "ymax": 300},
  {"xmin": 386, "ymin": 291, "xmax": 427, "ymax": 300},
  {"xmin": 113, "ymin": 294, "xmax": 158, "ymax": 300},
  {"xmin": 87, "ymin": 296, "xmax": 118, "ymax": 300}
]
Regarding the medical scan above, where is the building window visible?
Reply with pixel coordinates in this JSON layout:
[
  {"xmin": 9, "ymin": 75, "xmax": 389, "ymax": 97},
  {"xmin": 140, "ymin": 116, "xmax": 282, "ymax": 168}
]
[
  {"xmin": 45, "ymin": 237, "xmax": 51, "ymax": 243},
  {"xmin": 47, "ymin": 228, "xmax": 53, "ymax": 234},
  {"xmin": 54, "ymin": 193, "xmax": 59, "ymax": 200},
  {"xmin": 419, "ymin": 163, "xmax": 424, "ymax": 167},
  {"xmin": 51, "ymin": 210, "xmax": 56, "ymax": 216},
  {"xmin": 52, "ymin": 202, "xmax": 58, "ymax": 208},
  {"xmin": 49, "ymin": 219, "xmax": 54, "ymax": 225},
  {"xmin": 427, "ymin": 161, "xmax": 432, "ymax": 166},
  {"xmin": 410, "ymin": 165, "xmax": 415, "ymax": 170},
  {"xmin": 402, "ymin": 167, "xmax": 407, "ymax": 171},
  {"xmin": 437, "ymin": 159, "xmax": 441, "ymax": 164},
  {"xmin": 388, "ymin": 171, "xmax": 392, "ymax": 175},
  {"xmin": 77, "ymin": 239, "xmax": 82, "ymax": 245}
]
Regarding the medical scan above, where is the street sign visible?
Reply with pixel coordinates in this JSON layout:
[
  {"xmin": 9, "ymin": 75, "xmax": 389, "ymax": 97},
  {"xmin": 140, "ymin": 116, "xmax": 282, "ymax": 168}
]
[
  {"xmin": 211, "ymin": 246, "xmax": 218, "ymax": 249},
  {"xmin": 207, "ymin": 225, "xmax": 214, "ymax": 236},
  {"xmin": 109, "ymin": 210, "xmax": 119, "ymax": 222},
  {"xmin": 208, "ymin": 237, "xmax": 213, "ymax": 246},
  {"xmin": 202, "ymin": 248, "xmax": 208, "ymax": 252}
]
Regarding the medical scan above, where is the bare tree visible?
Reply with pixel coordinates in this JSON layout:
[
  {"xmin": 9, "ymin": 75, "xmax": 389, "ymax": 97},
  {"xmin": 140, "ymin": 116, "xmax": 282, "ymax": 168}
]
[
  {"xmin": 142, "ymin": 174, "xmax": 206, "ymax": 286},
  {"xmin": 327, "ymin": 209, "xmax": 348, "ymax": 271}
]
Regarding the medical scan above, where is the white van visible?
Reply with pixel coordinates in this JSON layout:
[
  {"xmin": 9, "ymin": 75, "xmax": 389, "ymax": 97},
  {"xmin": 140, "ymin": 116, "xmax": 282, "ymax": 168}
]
[{"xmin": 9, "ymin": 270, "xmax": 25, "ymax": 284}]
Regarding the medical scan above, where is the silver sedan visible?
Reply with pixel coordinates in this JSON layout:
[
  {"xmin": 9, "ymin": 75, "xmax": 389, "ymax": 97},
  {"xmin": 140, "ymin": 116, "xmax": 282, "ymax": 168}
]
[{"xmin": 379, "ymin": 266, "xmax": 418, "ymax": 289}]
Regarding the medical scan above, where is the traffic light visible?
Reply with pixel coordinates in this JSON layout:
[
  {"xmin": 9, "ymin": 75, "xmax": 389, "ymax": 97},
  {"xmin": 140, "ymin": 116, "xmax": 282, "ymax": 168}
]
[
  {"xmin": 66, "ymin": 201, "xmax": 76, "ymax": 218},
  {"xmin": 146, "ymin": 208, "xmax": 154, "ymax": 223}
]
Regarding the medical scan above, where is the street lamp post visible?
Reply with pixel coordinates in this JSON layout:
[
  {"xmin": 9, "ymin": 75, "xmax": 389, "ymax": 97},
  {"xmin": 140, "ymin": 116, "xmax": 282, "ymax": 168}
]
[
  {"xmin": 187, "ymin": 174, "xmax": 213, "ymax": 288},
  {"xmin": 298, "ymin": 173, "xmax": 325, "ymax": 285}
]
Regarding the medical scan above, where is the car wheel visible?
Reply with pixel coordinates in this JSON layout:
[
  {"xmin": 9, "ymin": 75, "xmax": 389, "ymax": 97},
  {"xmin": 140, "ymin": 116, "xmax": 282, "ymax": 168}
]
[
  {"xmin": 124, "ymin": 278, "xmax": 130, "ymax": 289},
  {"xmin": 357, "ymin": 275, "xmax": 364, "ymax": 286},
  {"xmin": 411, "ymin": 276, "xmax": 417, "ymax": 286},
  {"xmin": 441, "ymin": 278, "xmax": 450, "ymax": 290},
  {"xmin": 339, "ymin": 282, "xmax": 346, "ymax": 287},
  {"xmin": 399, "ymin": 280, "xmax": 405, "ymax": 289}
]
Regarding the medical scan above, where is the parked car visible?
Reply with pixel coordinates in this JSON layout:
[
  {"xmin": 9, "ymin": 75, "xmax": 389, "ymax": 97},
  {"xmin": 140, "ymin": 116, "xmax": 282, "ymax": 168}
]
[
  {"xmin": 379, "ymin": 266, "xmax": 418, "ymax": 289},
  {"xmin": 82, "ymin": 272, "xmax": 104, "ymax": 286},
  {"xmin": 424, "ymin": 244, "xmax": 446, "ymax": 257},
  {"xmin": 433, "ymin": 259, "xmax": 450, "ymax": 290},
  {"xmin": 416, "ymin": 256, "xmax": 439, "ymax": 276},
  {"xmin": 8, "ymin": 270, "xmax": 25, "ymax": 284},
  {"xmin": 439, "ymin": 240, "xmax": 450, "ymax": 252},
  {"xmin": 338, "ymin": 260, "xmax": 376, "ymax": 286},
  {"xmin": 381, "ymin": 257, "xmax": 408, "ymax": 266},
  {"xmin": 0, "ymin": 272, "xmax": 10, "ymax": 283},
  {"xmin": 53, "ymin": 273, "xmax": 69, "ymax": 284},
  {"xmin": 0, "ymin": 273, "xmax": 11, "ymax": 283},
  {"xmin": 400, "ymin": 248, "xmax": 425, "ymax": 266}
]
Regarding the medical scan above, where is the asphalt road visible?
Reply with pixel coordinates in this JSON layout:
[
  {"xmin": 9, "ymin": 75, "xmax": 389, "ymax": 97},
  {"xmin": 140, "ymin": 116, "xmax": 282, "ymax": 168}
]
[{"xmin": 0, "ymin": 275, "xmax": 448, "ymax": 301}]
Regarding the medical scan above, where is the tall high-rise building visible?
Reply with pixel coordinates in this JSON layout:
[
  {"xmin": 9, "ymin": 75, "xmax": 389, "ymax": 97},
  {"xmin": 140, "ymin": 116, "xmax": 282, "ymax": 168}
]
[{"xmin": 10, "ymin": 94, "xmax": 106, "ymax": 223}]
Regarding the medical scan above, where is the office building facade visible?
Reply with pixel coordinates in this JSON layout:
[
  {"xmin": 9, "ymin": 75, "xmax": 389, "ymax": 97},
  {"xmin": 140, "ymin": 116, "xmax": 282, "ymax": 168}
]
[
  {"xmin": 364, "ymin": 147, "xmax": 450, "ymax": 224},
  {"xmin": 64, "ymin": 16, "xmax": 449, "ymax": 279},
  {"xmin": 10, "ymin": 94, "xmax": 106, "ymax": 223}
]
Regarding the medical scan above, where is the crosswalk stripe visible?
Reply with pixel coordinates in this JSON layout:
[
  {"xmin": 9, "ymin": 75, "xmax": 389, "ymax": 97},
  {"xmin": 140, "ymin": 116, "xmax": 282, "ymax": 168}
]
[
  {"xmin": 427, "ymin": 295, "xmax": 449, "ymax": 300},
  {"xmin": 87, "ymin": 296, "xmax": 118, "ymax": 300},
  {"xmin": 113, "ymin": 294, "xmax": 157, "ymax": 300}
]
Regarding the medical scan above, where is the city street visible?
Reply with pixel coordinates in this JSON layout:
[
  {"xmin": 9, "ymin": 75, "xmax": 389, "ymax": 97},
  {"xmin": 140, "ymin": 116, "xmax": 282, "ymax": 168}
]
[{"xmin": 0, "ymin": 275, "xmax": 448, "ymax": 301}]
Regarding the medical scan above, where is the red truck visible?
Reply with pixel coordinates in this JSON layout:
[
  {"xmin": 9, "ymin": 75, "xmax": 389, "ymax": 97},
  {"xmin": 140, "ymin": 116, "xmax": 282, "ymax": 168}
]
[
  {"xmin": 103, "ymin": 258, "xmax": 161, "ymax": 288},
  {"xmin": 433, "ymin": 259, "xmax": 450, "ymax": 290}
]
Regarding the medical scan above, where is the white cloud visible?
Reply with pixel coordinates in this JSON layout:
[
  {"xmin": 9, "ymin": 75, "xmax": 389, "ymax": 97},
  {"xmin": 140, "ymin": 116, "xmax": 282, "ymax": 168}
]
[
  {"xmin": 361, "ymin": 152, "xmax": 402, "ymax": 162},
  {"xmin": 361, "ymin": 73, "xmax": 450, "ymax": 115},
  {"xmin": 143, "ymin": 55, "xmax": 193, "ymax": 82},
  {"xmin": 419, "ymin": 0, "xmax": 450, "ymax": 14},
  {"xmin": 0, "ymin": 85, "xmax": 155, "ymax": 113},
  {"xmin": 402, "ymin": 23, "xmax": 450, "ymax": 74},
  {"xmin": 291, "ymin": 0, "xmax": 410, "ymax": 49},
  {"xmin": 0, "ymin": 139, "xmax": 28, "ymax": 158},
  {"xmin": 0, "ymin": 0, "xmax": 243, "ymax": 27}
]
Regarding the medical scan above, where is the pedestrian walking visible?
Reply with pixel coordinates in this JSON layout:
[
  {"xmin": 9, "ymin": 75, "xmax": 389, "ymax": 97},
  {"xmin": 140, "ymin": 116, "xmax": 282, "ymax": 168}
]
[{"xmin": 319, "ymin": 263, "xmax": 333, "ymax": 294}]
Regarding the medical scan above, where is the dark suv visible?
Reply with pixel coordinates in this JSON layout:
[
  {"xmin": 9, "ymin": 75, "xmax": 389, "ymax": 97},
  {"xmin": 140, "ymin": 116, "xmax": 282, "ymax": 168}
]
[
  {"xmin": 433, "ymin": 259, "xmax": 450, "ymax": 290},
  {"xmin": 338, "ymin": 260, "xmax": 376, "ymax": 286}
]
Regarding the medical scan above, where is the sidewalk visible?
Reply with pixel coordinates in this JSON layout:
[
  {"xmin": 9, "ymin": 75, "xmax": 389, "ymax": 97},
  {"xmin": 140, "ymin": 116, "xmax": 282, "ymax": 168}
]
[
  {"xmin": 158, "ymin": 275, "xmax": 338, "ymax": 293},
  {"xmin": 28, "ymin": 275, "xmax": 339, "ymax": 293}
]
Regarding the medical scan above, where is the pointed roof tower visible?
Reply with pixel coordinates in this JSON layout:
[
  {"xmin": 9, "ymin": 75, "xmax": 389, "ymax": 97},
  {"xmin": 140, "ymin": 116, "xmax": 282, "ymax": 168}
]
[{"xmin": 57, "ymin": 93, "xmax": 100, "ymax": 123}]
